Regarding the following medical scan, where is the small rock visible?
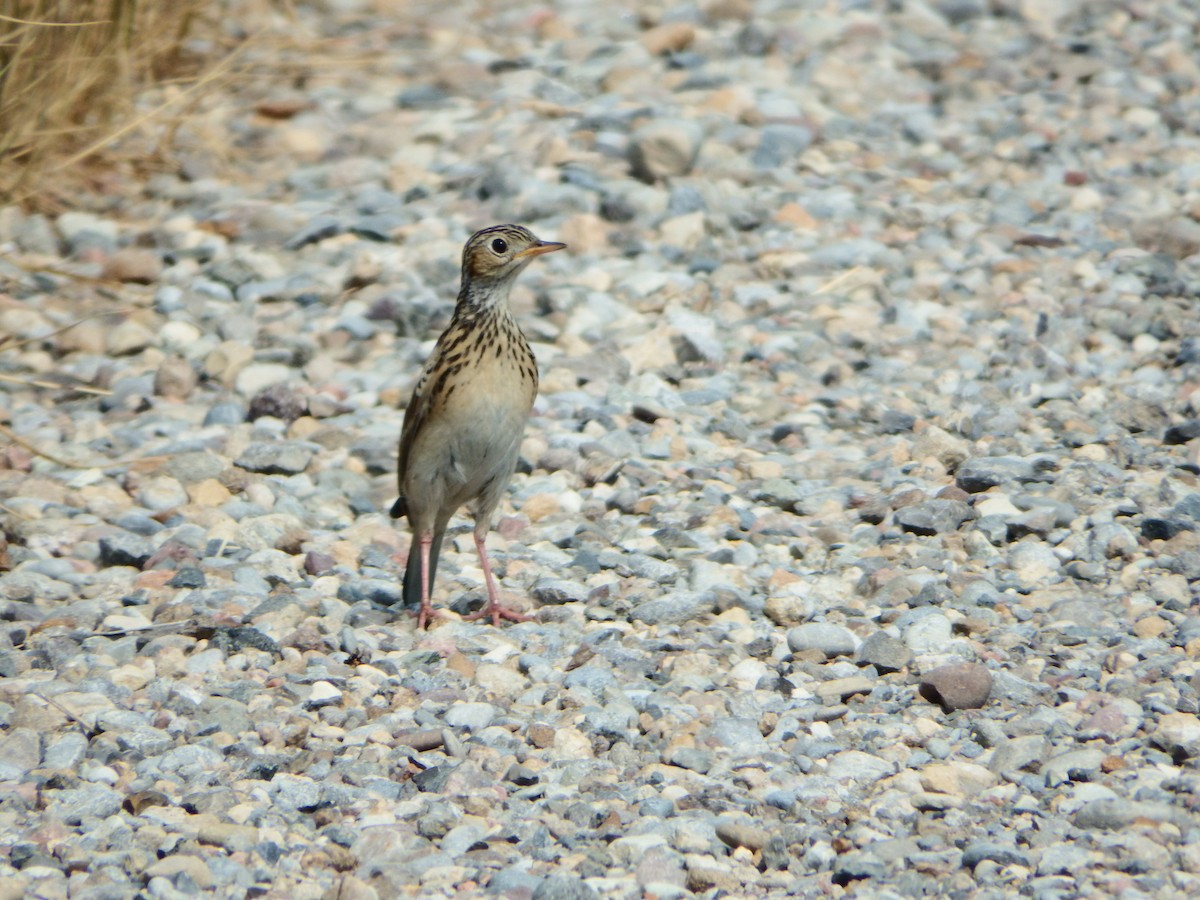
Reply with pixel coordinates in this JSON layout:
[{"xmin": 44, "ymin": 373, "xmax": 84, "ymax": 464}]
[
  {"xmin": 98, "ymin": 532, "xmax": 153, "ymax": 568},
  {"xmin": 629, "ymin": 120, "xmax": 703, "ymax": 182},
  {"xmin": 248, "ymin": 384, "xmax": 307, "ymax": 422},
  {"xmin": 787, "ymin": 623, "xmax": 858, "ymax": 658},
  {"xmin": 444, "ymin": 702, "xmax": 498, "ymax": 731},
  {"xmin": 895, "ymin": 500, "xmax": 974, "ymax": 535},
  {"xmin": 1042, "ymin": 749, "xmax": 1105, "ymax": 787},
  {"xmin": 102, "ymin": 247, "xmax": 162, "ymax": 284},
  {"xmin": 856, "ymin": 632, "xmax": 912, "ymax": 673},
  {"xmin": 715, "ymin": 819, "xmax": 770, "ymax": 852},
  {"xmin": 107, "ymin": 318, "xmax": 157, "ymax": 355},
  {"xmin": 956, "ymin": 456, "xmax": 1037, "ymax": 492},
  {"xmin": 1133, "ymin": 215, "xmax": 1200, "ymax": 258},
  {"xmin": 235, "ymin": 442, "xmax": 315, "ymax": 475},
  {"xmin": 752, "ymin": 124, "xmax": 814, "ymax": 169},
  {"xmin": 814, "ymin": 676, "xmax": 875, "ymax": 703},
  {"xmin": 919, "ymin": 663, "xmax": 992, "ymax": 711},
  {"xmin": 1165, "ymin": 419, "xmax": 1200, "ymax": 445},
  {"xmin": 0, "ymin": 729, "xmax": 41, "ymax": 779},
  {"xmin": 665, "ymin": 746, "xmax": 713, "ymax": 773},
  {"xmin": 533, "ymin": 874, "xmax": 600, "ymax": 900},
  {"xmin": 901, "ymin": 611, "xmax": 953, "ymax": 653},
  {"xmin": 1073, "ymin": 798, "xmax": 1134, "ymax": 831},
  {"xmin": 988, "ymin": 734, "xmax": 1048, "ymax": 779},
  {"xmin": 135, "ymin": 476, "xmax": 189, "ymax": 512},
  {"xmin": 630, "ymin": 591, "xmax": 716, "ymax": 625},
  {"xmin": 235, "ymin": 362, "xmax": 294, "ymax": 396},
  {"xmin": 305, "ymin": 681, "xmax": 343, "ymax": 709},
  {"xmin": 154, "ymin": 356, "xmax": 197, "ymax": 399},
  {"xmin": 1153, "ymin": 712, "xmax": 1200, "ymax": 759},
  {"xmin": 144, "ymin": 854, "xmax": 214, "ymax": 889},
  {"xmin": 920, "ymin": 761, "xmax": 997, "ymax": 796},
  {"xmin": 962, "ymin": 842, "xmax": 1029, "ymax": 869},
  {"xmin": 763, "ymin": 594, "xmax": 816, "ymax": 626},
  {"xmin": 505, "ymin": 763, "xmax": 538, "ymax": 786},
  {"xmin": 832, "ymin": 851, "xmax": 887, "ymax": 885},
  {"xmin": 640, "ymin": 22, "xmax": 695, "ymax": 55},
  {"xmin": 204, "ymin": 399, "xmax": 248, "ymax": 426},
  {"xmin": 530, "ymin": 578, "xmax": 588, "ymax": 605}
]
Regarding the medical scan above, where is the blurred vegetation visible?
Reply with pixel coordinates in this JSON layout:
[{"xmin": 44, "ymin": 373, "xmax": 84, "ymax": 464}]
[{"xmin": 0, "ymin": 1, "xmax": 223, "ymax": 208}]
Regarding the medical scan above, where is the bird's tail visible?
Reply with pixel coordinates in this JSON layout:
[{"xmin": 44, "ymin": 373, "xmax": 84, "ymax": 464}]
[{"xmin": 402, "ymin": 531, "xmax": 443, "ymax": 609}]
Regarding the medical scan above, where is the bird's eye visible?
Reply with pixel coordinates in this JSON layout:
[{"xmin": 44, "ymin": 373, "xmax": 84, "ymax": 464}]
[{"xmin": 490, "ymin": 238, "xmax": 508, "ymax": 254}]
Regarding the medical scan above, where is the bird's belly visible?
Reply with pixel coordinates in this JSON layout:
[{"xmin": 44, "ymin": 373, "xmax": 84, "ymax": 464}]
[{"xmin": 412, "ymin": 357, "xmax": 534, "ymax": 505}]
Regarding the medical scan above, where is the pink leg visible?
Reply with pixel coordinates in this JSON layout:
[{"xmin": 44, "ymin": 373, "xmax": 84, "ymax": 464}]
[
  {"xmin": 416, "ymin": 534, "xmax": 443, "ymax": 630},
  {"xmin": 465, "ymin": 528, "xmax": 530, "ymax": 626}
]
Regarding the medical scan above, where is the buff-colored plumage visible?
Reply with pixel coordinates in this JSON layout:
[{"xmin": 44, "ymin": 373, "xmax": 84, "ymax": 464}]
[{"xmin": 392, "ymin": 225, "xmax": 565, "ymax": 628}]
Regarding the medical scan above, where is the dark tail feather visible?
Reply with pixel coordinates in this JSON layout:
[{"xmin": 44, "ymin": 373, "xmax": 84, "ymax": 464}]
[{"xmin": 402, "ymin": 531, "xmax": 443, "ymax": 608}]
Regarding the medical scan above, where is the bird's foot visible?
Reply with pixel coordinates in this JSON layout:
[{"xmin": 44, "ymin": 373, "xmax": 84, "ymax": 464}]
[
  {"xmin": 465, "ymin": 601, "xmax": 531, "ymax": 627},
  {"xmin": 416, "ymin": 603, "xmax": 447, "ymax": 630}
]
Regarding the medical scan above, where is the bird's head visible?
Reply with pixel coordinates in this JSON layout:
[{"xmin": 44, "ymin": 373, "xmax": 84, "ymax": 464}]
[{"xmin": 461, "ymin": 224, "xmax": 566, "ymax": 285}]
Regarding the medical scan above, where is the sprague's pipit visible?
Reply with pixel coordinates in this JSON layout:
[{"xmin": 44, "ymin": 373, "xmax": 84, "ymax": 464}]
[{"xmin": 391, "ymin": 224, "xmax": 566, "ymax": 628}]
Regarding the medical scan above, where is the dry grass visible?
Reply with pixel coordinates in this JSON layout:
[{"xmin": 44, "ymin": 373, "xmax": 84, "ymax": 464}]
[{"xmin": 0, "ymin": 1, "xmax": 224, "ymax": 208}]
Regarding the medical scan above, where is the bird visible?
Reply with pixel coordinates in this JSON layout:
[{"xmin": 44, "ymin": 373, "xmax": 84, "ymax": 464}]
[{"xmin": 391, "ymin": 224, "xmax": 566, "ymax": 628}]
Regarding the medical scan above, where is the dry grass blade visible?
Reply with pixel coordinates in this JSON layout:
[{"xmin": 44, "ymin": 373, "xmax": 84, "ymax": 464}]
[
  {"xmin": 0, "ymin": 0, "xmax": 230, "ymax": 208},
  {"xmin": 0, "ymin": 306, "xmax": 133, "ymax": 352},
  {"xmin": 814, "ymin": 267, "xmax": 867, "ymax": 295},
  {"xmin": 0, "ymin": 421, "xmax": 115, "ymax": 469},
  {"xmin": 0, "ymin": 373, "xmax": 112, "ymax": 395}
]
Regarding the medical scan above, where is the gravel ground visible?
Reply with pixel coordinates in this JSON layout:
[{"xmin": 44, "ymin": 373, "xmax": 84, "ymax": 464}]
[{"xmin": 3, "ymin": 0, "xmax": 1200, "ymax": 897}]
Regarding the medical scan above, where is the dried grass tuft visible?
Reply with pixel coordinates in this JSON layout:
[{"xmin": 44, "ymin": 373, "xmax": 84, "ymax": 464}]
[{"xmin": 0, "ymin": 0, "xmax": 222, "ymax": 208}]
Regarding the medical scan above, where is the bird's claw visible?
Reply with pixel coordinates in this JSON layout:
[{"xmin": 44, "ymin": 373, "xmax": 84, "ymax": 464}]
[{"xmin": 465, "ymin": 603, "xmax": 532, "ymax": 627}]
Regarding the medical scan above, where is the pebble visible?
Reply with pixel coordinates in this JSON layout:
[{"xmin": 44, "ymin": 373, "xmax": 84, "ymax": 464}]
[
  {"xmin": 628, "ymin": 120, "xmax": 703, "ymax": 182},
  {"xmin": 919, "ymin": 663, "xmax": 993, "ymax": 712},
  {"xmin": 234, "ymin": 442, "xmax": 315, "ymax": 475},
  {"xmin": 786, "ymin": 623, "xmax": 858, "ymax": 658},
  {"xmin": 894, "ymin": 500, "xmax": 974, "ymax": 535},
  {"xmin": 1153, "ymin": 713, "xmax": 1200, "ymax": 759},
  {"xmin": 101, "ymin": 247, "xmax": 162, "ymax": 283},
  {"xmin": 856, "ymin": 633, "xmax": 913, "ymax": 673}
]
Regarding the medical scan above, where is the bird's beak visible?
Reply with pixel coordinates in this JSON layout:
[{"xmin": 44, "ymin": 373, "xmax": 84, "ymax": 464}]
[{"xmin": 516, "ymin": 241, "xmax": 567, "ymax": 259}]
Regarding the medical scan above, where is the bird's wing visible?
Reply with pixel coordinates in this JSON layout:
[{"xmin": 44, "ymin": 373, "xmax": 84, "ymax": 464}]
[
  {"xmin": 397, "ymin": 360, "xmax": 436, "ymax": 486},
  {"xmin": 397, "ymin": 318, "xmax": 467, "ymax": 489}
]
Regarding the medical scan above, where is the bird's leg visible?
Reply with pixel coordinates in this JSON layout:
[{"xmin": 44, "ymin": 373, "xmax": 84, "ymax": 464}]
[
  {"xmin": 465, "ymin": 524, "xmax": 531, "ymax": 626},
  {"xmin": 416, "ymin": 533, "xmax": 440, "ymax": 630}
]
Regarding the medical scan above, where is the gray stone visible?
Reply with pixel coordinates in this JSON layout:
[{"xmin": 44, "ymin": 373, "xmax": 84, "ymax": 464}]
[
  {"xmin": 962, "ymin": 841, "xmax": 1029, "ymax": 869},
  {"xmin": 752, "ymin": 124, "xmax": 814, "ymax": 169},
  {"xmin": 1042, "ymin": 749, "xmax": 1105, "ymax": 787},
  {"xmin": 235, "ymin": 441, "xmax": 315, "ymax": 475},
  {"xmin": 533, "ymin": 874, "xmax": 600, "ymax": 900},
  {"xmin": 955, "ymin": 456, "xmax": 1037, "ymax": 492},
  {"xmin": 629, "ymin": 120, "xmax": 703, "ymax": 182},
  {"xmin": 444, "ymin": 702, "xmax": 498, "ymax": 731},
  {"xmin": 98, "ymin": 532, "xmax": 154, "ymax": 568},
  {"xmin": 1073, "ymin": 798, "xmax": 1135, "ymax": 831},
  {"xmin": 1036, "ymin": 842, "xmax": 1096, "ymax": 876},
  {"xmin": 665, "ymin": 747, "xmax": 713, "ymax": 773},
  {"xmin": 54, "ymin": 786, "xmax": 123, "ymax": 824},
  {"xmin": 204, "ymin": 400, "xmax": 248, "ymax": 426},
  {"xmin": 787, "ymin": 623, "xmax": 858, "ymax": 658},
  {"xmin": 919, "ymin": 663, "xmax": 992, "ymax": 711},
  {"xmin": 895, "ymin": 500, "xmax": 974, "ymax": 535},
  {"xmin": 42, "ymin": 731, "xmax": 88, "ymax": 770},
  {"xmin": 630, "ymin": 591, "xmax": 716, "ymax": 625},
  {"xmin": 988, "ymin": 734, "xmax": 1048, "ymax": 779},
  {"xmin": 856, "ymin": 632, "xmax": 912, "ymax": 673},
  {"xmin": 269, "ymin": 774, "xmax": 322, "ymax": 812},
  {"xmin": 0, "ymin": 728, "xmax": 41, "ymax": 779}
]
